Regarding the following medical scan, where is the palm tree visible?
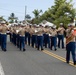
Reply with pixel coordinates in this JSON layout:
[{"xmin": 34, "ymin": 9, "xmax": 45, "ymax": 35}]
[
  {"xmin": 33, "ymin": 9, "xmax": 42, "ymax": 18},
  {"xmin": 0, "ymin": 16, "xmax": 6, "ymax": 21},
  {"xmin": 25, "ymin": 14, "xmax": 31, "ymax": 20},
  {"xmin": 8, "ymin": 13, "xmax": 18, "ymax": 23}
]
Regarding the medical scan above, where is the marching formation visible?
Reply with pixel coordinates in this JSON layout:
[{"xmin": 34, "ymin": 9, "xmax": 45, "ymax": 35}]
[
  {"xmin": 9, "ymin": 22, "xmax": 65, "ymax": 51},
  {"xmin": 0, "ymin": 21, "xmax": 76, "ymax": 65}
]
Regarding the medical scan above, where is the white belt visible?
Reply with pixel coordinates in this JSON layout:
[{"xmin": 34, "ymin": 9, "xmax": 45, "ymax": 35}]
[
  {"xmin": 58, "ymin": 34, "xmax": 63, "ymax": 35},
  {"xmin": 33, "ymin": 34, "xmax": 36, "ymax": 35},
  {"xmin": 37, "ymin": 34, "xmax": 43, "ymax": 36},
  {"xmin": 49, "ymin": 34, "xmax": 52, "ymax": 36},
  {"xmin": 46, "ymin": 33, "xmax": 49, "ymax": 35},
  {"xmin": 20, "ymin": 35, "xmax": 25, "ymax": 36},
  {"xmin": 1, "ymin": 33, "xmax": 6, "ymax": 34}
]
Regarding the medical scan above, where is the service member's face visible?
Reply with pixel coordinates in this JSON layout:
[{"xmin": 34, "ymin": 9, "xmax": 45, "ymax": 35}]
[
  {"xmin": 60, "ymin": 25, "xmax": 63, "ymax": 27},
  {"xmin": 1, "ymin": 23, "xmax": 5, "ymax": 26},
  {"xmin": 40, "ymin": 26, "xmax": 43, "ymax": 28},
  {"xmin": 68, "ymin": 26, "xmax": 71, "ymax": 29}
]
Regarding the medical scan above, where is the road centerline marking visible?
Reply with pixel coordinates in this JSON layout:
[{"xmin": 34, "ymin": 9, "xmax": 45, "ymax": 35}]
[
  {"xmin": 31, "ymin": 45, "xmax": 76, "ymax": 67},
  {"xmin": 42, "ymin": 50, "xmax": 76, "ymax": 67}
]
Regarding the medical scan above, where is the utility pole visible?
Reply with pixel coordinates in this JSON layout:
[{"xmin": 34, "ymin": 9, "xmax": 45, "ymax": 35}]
[{"xmin": 25, "ymin": 6, "xmax": 27, "ymax": 20}]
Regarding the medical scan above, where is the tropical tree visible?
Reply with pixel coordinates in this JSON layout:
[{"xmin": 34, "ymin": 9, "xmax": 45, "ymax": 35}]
[
  {"xmin": 32, "ymin": 0, "xmax": 76, "ymax": 27},
  {"xmin": 25, "ymin": 14, "xmax": 31, "ymax": 20},
  {"xmin": 32, "ymin": 9, "xmax": 42, "ymax": 24},
  {"xmin": 47, "ymin": 0, "xmax": 76, "ymax": 27},
  {"xmin": 0, "ymin": 16, "xmax": 6, "ymax": 21},
  {"xmin": 8, "ymin": 13, "xmax": 18, "ymax": 23},
  {"xmin": 15, "ymin": 20, "xmax": 18, "ymax": 23},
  {"xmin": 33, "ymin": 9, "xmax": 42, "ymax": 18}
]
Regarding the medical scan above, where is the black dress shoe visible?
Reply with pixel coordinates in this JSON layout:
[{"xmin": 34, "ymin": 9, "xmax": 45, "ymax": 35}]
[
  {"xmin": 20, "ymin": 48, "xmax": 21, "ymax": 51},
  {"xmin": 62, "ymin": 47, "xmax": 64, "ymax": 49},
  {"xmin": 3, "ymin": 49, "xmax": 7, "ymax": 52},
  {"xmin": 45, "ymin": 46, "xmax": 47, "ymax": 48},
  {"xmin": 66, "ymin": 61, "xmax": 69, "ymax": 64},
  {"xmin": 23, "ymin": 49, "xmax": 26, "ymax": 51},
  {"xmin": 58, "ymin": 47, "xmax": 60, "ymax": 48},
  {"xmin": 55, "ymin": 49, "xmax": 57, "ymax": 51},
  {"xmin": 37, "ymin": 47, "xmax": 39, "ymax": 50},
  {"xmin": 41, "ymin": 49, "xmax": 44, "ymax": 51},
  {"xmin": 74, "ymin": 61, "xmax": 76, "ymax": 65},
  {"xmin": 35, "ymin": 46, "xmax": 38, "ymax": 48},
  {"xmin": 50, "ymin": 48, "xmax": 52, "ymax": 50}
]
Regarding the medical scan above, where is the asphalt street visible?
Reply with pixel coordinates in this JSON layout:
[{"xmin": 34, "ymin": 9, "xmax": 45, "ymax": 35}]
[{"xmin": 0, "ymin": 36, "xmax": 76, "ymax": 75}]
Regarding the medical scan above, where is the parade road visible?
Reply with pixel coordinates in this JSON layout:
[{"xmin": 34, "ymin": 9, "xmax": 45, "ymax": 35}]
[{"xmin": 0, "ymin": 36, "xmax": 76, "ymax": 75}]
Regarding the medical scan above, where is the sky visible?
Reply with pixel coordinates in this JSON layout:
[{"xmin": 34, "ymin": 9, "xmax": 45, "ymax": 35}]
[{"xmin": 0, "ymin": 0, "xmax": 76, "ymax": 21}]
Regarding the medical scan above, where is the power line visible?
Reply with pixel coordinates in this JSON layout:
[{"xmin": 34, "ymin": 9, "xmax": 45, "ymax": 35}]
[
  {"xmin": 0, "ymin": 7, "xmax": 32, "ymax": 16},
  {"xmin": 0, "ymin": 2, "xmax": 25, "ymax": 7},
  {"xmin": 0, "ymin": 12, "xmax": 24, "ymax": 16},
  {"xmin": 0, "ymin": 7, "xmax": 25, "ymax": 14},
  {"xmin": 0, "ymin": 14, "xmax": 25, "ymax": 18},
  {"xmin": 0, "ymin": 6, "xmax": 33, "ymax": 20}
]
